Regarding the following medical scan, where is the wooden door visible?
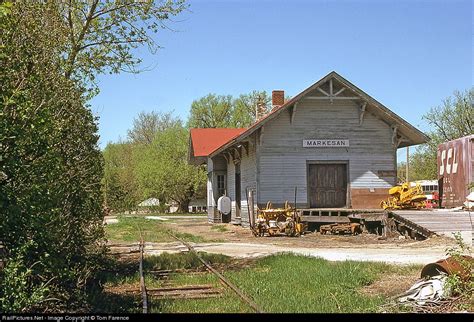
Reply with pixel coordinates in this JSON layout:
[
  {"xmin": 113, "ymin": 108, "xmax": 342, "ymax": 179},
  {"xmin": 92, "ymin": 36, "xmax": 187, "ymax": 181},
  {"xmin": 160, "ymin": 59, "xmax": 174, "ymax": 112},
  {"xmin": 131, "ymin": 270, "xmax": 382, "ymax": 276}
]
[{"xmin": 308, "ymin": 164, "xmax": 347, "ymax": 208}]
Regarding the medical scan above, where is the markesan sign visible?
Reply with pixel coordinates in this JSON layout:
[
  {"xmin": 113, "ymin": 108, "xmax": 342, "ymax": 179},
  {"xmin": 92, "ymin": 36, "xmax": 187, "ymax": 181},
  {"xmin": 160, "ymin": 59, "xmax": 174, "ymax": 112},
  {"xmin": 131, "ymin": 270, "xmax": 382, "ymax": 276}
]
[{"xmin": 303, "ymin": 139, "xmax": 349, "ymax": 147}]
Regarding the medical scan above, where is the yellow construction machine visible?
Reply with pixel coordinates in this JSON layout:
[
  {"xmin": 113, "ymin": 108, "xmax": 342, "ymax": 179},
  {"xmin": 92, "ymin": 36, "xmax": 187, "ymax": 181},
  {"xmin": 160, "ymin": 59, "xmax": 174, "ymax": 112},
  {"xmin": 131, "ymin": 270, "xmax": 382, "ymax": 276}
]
[
  {"xmin": 380, "ymin": 182, "xmax": 427, "ymax": 210},
  {"xmin": 252, "ymin": 201, "xmax": 305, "ymax": 237}
]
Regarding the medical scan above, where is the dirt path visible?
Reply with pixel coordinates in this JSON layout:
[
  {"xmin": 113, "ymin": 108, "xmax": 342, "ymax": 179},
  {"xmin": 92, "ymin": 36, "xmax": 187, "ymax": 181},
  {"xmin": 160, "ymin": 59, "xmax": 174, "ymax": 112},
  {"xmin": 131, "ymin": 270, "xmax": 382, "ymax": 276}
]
[
  {"xmin": 187, "ymin": 242, "xmax": 447, "ymax": 265},
  {"xmin": 109, "ymin": 240, "xmax": 449, "ymax": 265},
  {"xmin": 108, "ymin": 216, "xmax": 456, "ymax": 265},
  {"xmin": 163, "ymin": 216, "xmax": 455, "ymax": 245}
]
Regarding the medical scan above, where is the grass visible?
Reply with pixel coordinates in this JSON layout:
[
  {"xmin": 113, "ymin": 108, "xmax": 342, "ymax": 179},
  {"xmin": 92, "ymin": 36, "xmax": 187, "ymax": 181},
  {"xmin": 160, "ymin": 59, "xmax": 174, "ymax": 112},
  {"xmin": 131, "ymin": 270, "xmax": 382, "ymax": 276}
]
[
  {"xmin": 90, "ymin": 252, "xmax": 232, "ymax": 313},
  {"xmin": 160, "ymin": 212, "xmax": 207, "ymax": 216},
  {"xmin": 92, "ymin": 251, "xmax": 419, "ymax": 313},
  {"xmin": 211, "ymin": 224, "xmax": 228, "ymax": 232},
  {"xmin": 115, "ymin": 212, "xmax": 207, "ymax": 217},
  {"xmin": 156, "ymin": 253, "xmax": 397, "ymax": 313},
  {"xmin": 144, "ymin": 251, "xmax": 231, "ymax": 271},
  {"xmin": 100, "ymin": 220, "xmax": 423, "ymax": 314},
  {"xmin": 105, "ymin": 216, "xmax": 208, "ymax": 243}
]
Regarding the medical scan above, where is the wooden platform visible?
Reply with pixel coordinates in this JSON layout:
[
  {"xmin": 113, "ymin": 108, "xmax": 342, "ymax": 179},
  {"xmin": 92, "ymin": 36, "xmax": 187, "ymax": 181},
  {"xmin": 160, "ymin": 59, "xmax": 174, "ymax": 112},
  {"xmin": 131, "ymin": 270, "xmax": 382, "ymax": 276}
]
[
  {"xmin": 301, "ymin": 216, "xmax": 350, "ymax": 223},
  {"xmin": 300, "ymin": 208, "xmax": 382, "ymax": 216},
  {"xmin": 392, "ymin": 210, "xmax": 473, "ymax": 245},
  {"xmin": 300, "ymin": 208, "xmax": 384, "ymax": 224}
]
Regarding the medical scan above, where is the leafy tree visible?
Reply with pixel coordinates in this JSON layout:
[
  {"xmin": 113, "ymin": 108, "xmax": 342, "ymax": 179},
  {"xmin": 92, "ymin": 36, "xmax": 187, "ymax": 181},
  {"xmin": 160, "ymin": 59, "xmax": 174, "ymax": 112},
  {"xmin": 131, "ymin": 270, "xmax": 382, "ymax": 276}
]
[
  {"xmin": 187, "ymin": 91, "xmax": 271, "ymax": 128},
  {"xmin": 408, "ymin": 146, "xmax": 438, "ymax": 181},
  {"xmin": 408, "ymin": 88, "xmax": 473, "ymax": 180},
  {"xmin": 1, "ymin": 1, "xmax": 105, "ymax": 311},
  {"xmin": 136, "ymin": 125, "xmax": 206, "ymax": 212},
  {"xmin": 127, "ymin": 110, "xmax": 182, "ymax": 144},
  {"xmin": 102, "ymin": 142, "xmax": 142, "ymax": 211},
  {"xmin": 1, "ymin": 0, "xmax": 189, "ymax": 312},
  {"xmin": 57, "ymin": 0, "xmax": 187, "ymax": 92},
  {"xmin": 232, "ymin": 91, "xmax": 271, "ymax": 127},
  {"xmin": 423, "ymin": 89, "xmax": 473, "ymax": 141},
  {"xmin": 187, "ymin": 94, "xmax": 234, "ymax": 128}
]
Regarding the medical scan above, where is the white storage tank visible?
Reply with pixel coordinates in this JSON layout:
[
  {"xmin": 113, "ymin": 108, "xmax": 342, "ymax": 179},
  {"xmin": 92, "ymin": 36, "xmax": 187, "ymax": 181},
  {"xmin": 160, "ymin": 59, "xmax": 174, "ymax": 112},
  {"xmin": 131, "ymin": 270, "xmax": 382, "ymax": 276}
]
[{"xmin": 217, "ymin": 196, "xmax": 231, "ymax": 215}]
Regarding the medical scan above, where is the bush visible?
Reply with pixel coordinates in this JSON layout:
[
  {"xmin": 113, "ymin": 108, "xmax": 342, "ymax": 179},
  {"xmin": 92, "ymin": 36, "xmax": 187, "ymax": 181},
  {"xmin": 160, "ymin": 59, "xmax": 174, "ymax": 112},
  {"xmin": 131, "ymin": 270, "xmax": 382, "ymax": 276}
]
[
  {"xmin": 0, "ymin": 2, "xmax": 105, "ymax": 311},
  {"xmin": 0, "ymin": 242, "xmax": 50, "ymax": 312},
  {"xmin": 444, "ymin": 233, "xmax": 473, "ymax": 297}
]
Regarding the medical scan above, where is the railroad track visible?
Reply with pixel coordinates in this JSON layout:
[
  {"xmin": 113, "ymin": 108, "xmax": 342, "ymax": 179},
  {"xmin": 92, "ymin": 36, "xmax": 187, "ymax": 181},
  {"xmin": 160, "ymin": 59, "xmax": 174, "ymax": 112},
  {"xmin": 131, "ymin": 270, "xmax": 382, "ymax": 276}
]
[
  {"xmin": 138, "ymin": 239, "xmax": 148, "ymax": 313},
  {"xmin": 131, "ymin": 232, "xmax": 263, "ymax": 313},
  {"xmin": 167, "ymin": 232, "xmax": 264, "ymax": 313}
]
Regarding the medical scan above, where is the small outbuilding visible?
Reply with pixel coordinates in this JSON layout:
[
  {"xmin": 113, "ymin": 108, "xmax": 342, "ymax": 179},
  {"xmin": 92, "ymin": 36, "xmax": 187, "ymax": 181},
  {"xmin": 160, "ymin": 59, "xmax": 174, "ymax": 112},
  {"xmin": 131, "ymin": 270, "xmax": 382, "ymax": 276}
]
[
  {"xmin": 188, "ymin": 71, "xmax": 429, "ymax": 226},
  {"xmin": 138, "ymin": 197, "xmax": 160, "ymax": 208},
  {"xmin": 188, "ymin": 199, "xmax": 207, "ymax": 213}
]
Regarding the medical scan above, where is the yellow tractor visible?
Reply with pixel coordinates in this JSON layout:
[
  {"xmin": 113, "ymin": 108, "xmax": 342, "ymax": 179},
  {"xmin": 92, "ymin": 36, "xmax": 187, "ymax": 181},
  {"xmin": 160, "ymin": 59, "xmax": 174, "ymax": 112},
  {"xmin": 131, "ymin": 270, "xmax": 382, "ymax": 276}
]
[
  {"xmin": 252, "ymin": 201, "xmax": 305, "ymax": 237},
  {"xmin": 380, "ymin": 182, "xmax": 427, "ymax": 210}
]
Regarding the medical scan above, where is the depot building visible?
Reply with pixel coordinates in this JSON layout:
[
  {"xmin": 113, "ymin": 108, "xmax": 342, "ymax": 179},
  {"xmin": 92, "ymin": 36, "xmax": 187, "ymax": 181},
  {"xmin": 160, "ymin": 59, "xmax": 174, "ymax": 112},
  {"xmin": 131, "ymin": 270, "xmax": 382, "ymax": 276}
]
[{"xmin": 188, "ymin": 71, "xmax": 428, "ymax": 226}]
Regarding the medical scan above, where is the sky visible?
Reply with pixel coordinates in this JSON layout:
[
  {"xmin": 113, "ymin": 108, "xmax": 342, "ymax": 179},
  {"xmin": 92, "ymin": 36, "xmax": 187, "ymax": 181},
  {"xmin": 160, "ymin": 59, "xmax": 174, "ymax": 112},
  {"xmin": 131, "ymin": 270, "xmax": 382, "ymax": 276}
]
[{"xmin": 90, "ymin": 0, "xmax": 473, "ymax": 162}]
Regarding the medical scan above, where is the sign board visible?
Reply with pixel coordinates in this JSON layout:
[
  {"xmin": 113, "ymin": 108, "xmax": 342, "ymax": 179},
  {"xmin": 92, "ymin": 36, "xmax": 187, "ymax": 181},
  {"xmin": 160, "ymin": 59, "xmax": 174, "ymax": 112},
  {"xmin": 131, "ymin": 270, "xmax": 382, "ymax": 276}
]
[
  {"xmin": 377, "ymin": 170, "xmax": 397, "ymax": 177},
  {"xmin": 303, "ymin": 139, "xmax": 349, "ymax": 148}
]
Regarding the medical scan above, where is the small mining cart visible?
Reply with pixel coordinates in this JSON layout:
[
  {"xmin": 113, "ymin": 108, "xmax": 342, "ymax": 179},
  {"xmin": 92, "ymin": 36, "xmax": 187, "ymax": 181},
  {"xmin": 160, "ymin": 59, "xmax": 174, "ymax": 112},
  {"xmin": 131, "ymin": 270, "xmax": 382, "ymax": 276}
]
[{"xmin": 252, "ymin": 201, "xmax": 306, "ymax": 237}]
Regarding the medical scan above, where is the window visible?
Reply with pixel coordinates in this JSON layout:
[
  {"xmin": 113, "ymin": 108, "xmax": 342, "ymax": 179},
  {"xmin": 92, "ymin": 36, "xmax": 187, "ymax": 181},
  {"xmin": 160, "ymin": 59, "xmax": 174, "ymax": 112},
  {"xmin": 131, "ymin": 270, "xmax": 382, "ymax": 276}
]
[{"xmin": 217, "ymin": 174, "xmax": 226, "ymax": 197}]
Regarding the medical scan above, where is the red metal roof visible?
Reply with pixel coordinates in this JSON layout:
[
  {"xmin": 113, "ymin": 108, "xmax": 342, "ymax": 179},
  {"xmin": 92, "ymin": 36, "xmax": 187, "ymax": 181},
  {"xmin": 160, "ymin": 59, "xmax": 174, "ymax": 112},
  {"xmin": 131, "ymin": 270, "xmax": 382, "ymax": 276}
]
[{"xmin": 190, "ymin": 128, "xmax": 247, "ymax": 157}]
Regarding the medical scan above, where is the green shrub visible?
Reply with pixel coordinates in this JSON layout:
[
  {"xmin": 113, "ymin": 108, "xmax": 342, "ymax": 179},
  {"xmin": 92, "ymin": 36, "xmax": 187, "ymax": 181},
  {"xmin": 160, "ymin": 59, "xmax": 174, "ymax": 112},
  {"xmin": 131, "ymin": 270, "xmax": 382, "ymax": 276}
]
[
  {"xmin": 0, "ymin": 2, "xmax": 105, "ymax": 311},
  {"xmin": 444, "ymin": 233, "xmax": 473, "ymax": 297},
  {"xmin": 0, "ymin": 242, "xmax": 49, "ymax": 312}
]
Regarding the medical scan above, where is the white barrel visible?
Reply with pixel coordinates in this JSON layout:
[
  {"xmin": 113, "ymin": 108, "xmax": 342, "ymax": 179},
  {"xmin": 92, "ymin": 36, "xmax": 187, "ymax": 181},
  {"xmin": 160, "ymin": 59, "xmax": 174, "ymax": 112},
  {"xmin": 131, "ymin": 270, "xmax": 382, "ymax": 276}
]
[{"xmin": 217, "ymin": 196, "xmax": 231, "ymax": 215}]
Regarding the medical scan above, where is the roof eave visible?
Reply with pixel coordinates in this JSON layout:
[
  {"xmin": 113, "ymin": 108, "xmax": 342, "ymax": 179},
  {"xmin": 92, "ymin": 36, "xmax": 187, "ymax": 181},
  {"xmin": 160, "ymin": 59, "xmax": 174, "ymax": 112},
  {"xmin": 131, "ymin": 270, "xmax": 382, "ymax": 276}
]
[
  {"xmin": 332, "ymin": 72, "xmax": 429, "ymax": 146},
  {"xmin": 209, "ymin": 71, "xmax": 430, "ymax": 156}
]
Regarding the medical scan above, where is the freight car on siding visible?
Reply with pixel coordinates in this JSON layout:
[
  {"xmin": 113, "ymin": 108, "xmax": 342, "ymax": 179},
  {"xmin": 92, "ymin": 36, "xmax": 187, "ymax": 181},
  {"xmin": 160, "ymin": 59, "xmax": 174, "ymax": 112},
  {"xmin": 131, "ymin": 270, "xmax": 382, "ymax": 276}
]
[{"xmin": 438, "ymin": 134, "xmax": 474, "ymax": 208}]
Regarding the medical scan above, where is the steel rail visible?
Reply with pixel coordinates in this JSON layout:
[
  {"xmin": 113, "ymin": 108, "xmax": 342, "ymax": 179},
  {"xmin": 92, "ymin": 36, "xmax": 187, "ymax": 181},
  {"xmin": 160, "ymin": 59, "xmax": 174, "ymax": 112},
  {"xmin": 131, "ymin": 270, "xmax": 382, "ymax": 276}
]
[
  {"xmin": 168, "ymin": 232, "xmax": 264, "ymax": 313},
  {"xmin": 138, "ymin": 238, "xmax": 148, "ymax": 313}
]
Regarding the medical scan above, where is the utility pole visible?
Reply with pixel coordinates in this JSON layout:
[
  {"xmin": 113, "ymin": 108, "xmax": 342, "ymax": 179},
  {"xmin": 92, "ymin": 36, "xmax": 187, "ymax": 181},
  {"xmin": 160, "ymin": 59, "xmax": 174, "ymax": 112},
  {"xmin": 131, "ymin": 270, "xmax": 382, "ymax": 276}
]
[{"xmin": 406, "ymin": 146, "xmax": 409, "ymax": 182}]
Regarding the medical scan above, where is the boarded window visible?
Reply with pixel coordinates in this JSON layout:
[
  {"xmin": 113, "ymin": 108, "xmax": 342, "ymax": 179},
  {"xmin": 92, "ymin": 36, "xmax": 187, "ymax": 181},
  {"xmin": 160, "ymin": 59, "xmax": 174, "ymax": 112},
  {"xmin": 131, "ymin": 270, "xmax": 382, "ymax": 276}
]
[{"xmin": 217, "ymin": 174, "xmax": 226, "ymax": 197}]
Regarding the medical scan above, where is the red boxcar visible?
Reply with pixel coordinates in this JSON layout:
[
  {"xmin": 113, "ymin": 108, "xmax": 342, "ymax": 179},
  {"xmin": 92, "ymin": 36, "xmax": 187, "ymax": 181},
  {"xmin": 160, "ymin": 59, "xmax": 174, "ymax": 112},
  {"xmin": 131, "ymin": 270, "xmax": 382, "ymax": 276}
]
[{"xmin": 437, "ymin": 134, "xmax": 474, "ymax": 208}]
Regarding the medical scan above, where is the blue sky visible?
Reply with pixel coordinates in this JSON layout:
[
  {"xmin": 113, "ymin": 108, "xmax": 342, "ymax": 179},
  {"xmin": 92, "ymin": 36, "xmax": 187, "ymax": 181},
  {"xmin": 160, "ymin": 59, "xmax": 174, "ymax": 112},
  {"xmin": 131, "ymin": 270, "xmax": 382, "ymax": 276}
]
[{"xmin": 90, "ymin": 0, "xmax": 473, "ymax": 162}]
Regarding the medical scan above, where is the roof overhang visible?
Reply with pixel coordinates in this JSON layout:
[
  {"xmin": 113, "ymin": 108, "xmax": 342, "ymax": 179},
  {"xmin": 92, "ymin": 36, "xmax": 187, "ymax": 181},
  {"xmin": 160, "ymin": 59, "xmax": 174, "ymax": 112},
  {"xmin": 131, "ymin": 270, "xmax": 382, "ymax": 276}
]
[
  {"xmin": 210, "ymin": 71, "xmax": 429, "ymax": 157},
  {"xmin": 188, "ymin": 128, "xmax": 247, "ymax": 165}
]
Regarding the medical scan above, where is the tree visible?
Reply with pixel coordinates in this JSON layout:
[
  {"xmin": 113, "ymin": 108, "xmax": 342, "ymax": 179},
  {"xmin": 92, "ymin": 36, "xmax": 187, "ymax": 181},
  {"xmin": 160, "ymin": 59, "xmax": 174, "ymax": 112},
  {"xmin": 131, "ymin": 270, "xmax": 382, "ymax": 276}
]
[
  {"xmin": 1, "ymin": 0, "xmax": 189, "ymax": 311},
  {"xmin": 102, "ymin": 142, "xmax": 142, "ymax": 211},
  {"xmin": 136, "ymin": 125, "xmax": 206, "ymax": 212},
  {"xmin": 103, "ymin": 111, "xmax": 205, "ymax": 213},
  {"xmin": 1, "ymin": 1, "xmax": 105, "ymax": 311},
  {"xmin": 187, "ymin": 94, "xmax": 234, "ymax": 128},
  {"xmin": 127, "ymin": 111, "xmax": 182, "ymax": 144},
  {"xmin": 408, "ymin": 88, "xmax": 473, "ymax": 180},
  {"xmin": 232, "ymin": 91, "xmax": 271, "ymax": 127},
  {"xmin": 187, "ymin": 91, "xmax": 271, "ymax": 128},
  {"xmin": 57, "ymin": 0, "xmax": 187, "ymax": 92},
  {"xmin": 423, "ymin": 89, "xmax": 473, "ymax": 141}
]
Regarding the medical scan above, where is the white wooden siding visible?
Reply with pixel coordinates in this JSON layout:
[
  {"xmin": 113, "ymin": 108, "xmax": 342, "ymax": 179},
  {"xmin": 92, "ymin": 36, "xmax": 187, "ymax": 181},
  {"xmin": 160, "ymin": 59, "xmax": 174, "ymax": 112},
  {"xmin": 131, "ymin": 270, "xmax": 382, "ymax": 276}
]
[
  {"xmin": 239, "ymin": 140, "xmax": 257, "ymax": 227},
  {"xmin": 206, "ymin": 159, "xmax": 216, "ymax": 222},
  {"xmin": 258, "ymin": 99, "xmax": 396, "ymax": 205},
  {"xmin": 226, "ymin": 161, "xmax": 236, "ymax": 219}
]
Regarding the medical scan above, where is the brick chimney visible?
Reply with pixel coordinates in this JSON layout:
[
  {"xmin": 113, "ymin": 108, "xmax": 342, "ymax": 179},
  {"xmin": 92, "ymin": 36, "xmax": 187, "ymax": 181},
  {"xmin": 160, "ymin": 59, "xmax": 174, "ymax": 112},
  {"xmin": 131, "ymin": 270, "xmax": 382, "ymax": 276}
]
[{"xmin": 272, "ymin": 90, "xmax": 285, "ymax": 108}]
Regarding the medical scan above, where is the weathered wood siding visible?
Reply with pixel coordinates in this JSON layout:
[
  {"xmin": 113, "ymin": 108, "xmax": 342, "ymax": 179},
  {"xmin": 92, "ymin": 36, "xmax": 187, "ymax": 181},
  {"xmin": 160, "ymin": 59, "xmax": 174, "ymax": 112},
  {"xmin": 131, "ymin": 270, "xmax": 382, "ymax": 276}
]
[
  {"xmin": 207, "ymin": 156, "xmax": 227, "ymax": 223},
  {"xmin": 258, "ymin": 99, "xmax": 396, "ymax": 207},
  {"xmin": 212, "ymin": 156, "xmax": 226, "ymax": 201},
  {"xmin": 226, "ymin": 160, "xmax": 236, "ymax": 220},
  {"xmin": 238, "ymin": 137, "xmax": 257, "ymax": 227},
  {"xmin": 206, "ymin": 158, "xmax": 217, "ymax": 222}
]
